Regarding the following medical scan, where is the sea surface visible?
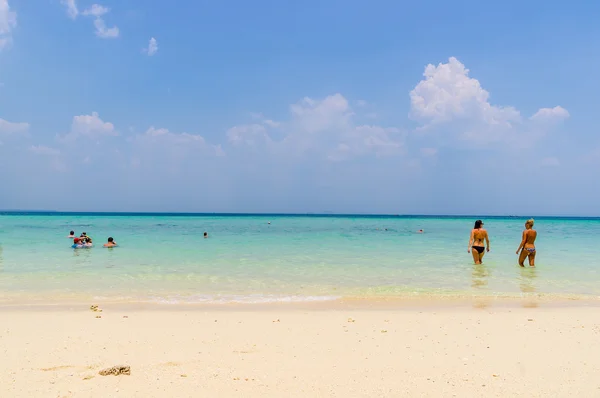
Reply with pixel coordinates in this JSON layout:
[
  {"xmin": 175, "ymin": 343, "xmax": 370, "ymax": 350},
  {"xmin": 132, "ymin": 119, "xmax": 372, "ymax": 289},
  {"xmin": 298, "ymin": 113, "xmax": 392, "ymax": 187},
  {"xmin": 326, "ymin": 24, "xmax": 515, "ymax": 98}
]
[{"xmin": 1, "ymin": 213, "xmax": 599, "ymax": 304}]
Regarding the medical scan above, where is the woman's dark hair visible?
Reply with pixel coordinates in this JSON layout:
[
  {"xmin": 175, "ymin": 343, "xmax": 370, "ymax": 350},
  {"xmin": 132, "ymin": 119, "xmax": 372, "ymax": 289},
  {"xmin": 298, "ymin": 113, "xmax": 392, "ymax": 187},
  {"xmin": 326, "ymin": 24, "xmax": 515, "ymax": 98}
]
[
  {"xmin": 474, "ymin": 220, "xmax": 483, "ymax": 229},
  {"xmin": 108, "ymin": 237, "xmax": 114, "ymax": 242},
  {"xmin": 70, "ymin": 230, "xmax": 74, "ymax": 235}
]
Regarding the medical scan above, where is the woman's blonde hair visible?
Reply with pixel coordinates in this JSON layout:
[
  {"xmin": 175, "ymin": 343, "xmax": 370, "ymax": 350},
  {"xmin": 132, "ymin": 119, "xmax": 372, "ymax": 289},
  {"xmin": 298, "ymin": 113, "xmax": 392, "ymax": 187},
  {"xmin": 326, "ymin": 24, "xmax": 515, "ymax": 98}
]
[{"xmin": 526, "ymin": 218, "xmax": 535, "ymax": 227}]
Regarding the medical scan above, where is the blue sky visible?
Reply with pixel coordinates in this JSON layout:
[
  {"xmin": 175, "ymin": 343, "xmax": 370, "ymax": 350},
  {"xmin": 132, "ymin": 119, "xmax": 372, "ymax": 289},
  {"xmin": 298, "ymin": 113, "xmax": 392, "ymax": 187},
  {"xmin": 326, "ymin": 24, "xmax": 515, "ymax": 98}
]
[{"xmin": 1, "ymin": 0, "xmax": 599, "ymax": 215}]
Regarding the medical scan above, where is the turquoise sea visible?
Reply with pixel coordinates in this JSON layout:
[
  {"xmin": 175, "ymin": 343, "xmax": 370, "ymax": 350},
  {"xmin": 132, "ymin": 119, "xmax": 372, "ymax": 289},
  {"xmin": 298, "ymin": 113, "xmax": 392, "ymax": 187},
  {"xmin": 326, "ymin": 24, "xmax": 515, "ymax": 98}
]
[{"xmin": 1, "ymin": 213, "xmax": 599, "ymax": 304}]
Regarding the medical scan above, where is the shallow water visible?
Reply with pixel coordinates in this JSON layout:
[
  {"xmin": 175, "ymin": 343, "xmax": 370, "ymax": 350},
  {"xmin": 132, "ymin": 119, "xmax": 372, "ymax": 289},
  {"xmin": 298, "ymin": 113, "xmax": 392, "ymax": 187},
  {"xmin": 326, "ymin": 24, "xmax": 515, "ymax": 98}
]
[{"xmin": 1, "ymin": 213, "xmax": 599, "ymax": 303}]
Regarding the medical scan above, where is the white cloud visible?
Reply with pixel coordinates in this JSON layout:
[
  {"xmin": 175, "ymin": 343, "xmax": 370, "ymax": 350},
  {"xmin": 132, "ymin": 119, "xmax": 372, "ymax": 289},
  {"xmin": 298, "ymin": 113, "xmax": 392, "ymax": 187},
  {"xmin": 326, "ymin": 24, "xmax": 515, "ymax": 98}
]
[
  {"xmin": 409, "ymin": 57, "xmax": 569, "ymax": 148},
  {"xmin": 71, "ymin": 112, "xmax": 117, "ymax": 137},
  {"xmin": 249, "ymin": 112, "xmax": 280, "ymax": 128},
  {"xmin": 263, "ymin": 119, "xmax": 280, "ymax": 128},
  {"xmin": 228, "ymin": 94, "xmax": 404, "ymax": 161},
  {"xmin": 0, "ymin": 0, "xmax": 17, "ymax": 50},
  {"xmin": 356, "ymin": 125, "xmax": 403, "ymax": 152},
  {"xmin": 29, "ymin": 145, "xmax": 60, "ymax": 156},
  {"xmin": 132, "ymin": 127, "xmax": 224, "ymax": 164},
  {"xmin": 92, "ymin": 17, "xmax": 119, "ymax": 38},
  {"xmin": 0, "ymin": 117, "xmax": 29, "ymax": 135},
  {"xmin": 57, "ymin": 111, "xmax": 116, "ymax": 141},
  {"xmin": 82, "ymin": 4, "xmax": 109, "ymax": 17},
  {"xmin": 145, "ymin": 127, "xmax": 169, "ymax": 137},
  {"xmin": 144, "ymin": 37, "xmax": 158, "ymax": 56},
  {"xmin": 227, "ymin": 124, "xmax": 269, "ymax": 146},
  {"xmin": 140, "ymin": 126, "xmax": 207, "ymax": 146},
  {"xmin": 82, "ymin": 4, "xmax": 119, "ymax": 39},
  {"xmin": 290, "ymin": 93, "xmax": 353, "ymax": 133},
  {"xmin": 410, "ymin": 57, "xmax": 521, "ymax": 126},
  {"xmin": 60, "ymin": 0, "xmax": 78, "ymax": 19},
  {"xmin": 530, "ymin": 106, "xmax": 570, "ymax": 123}
]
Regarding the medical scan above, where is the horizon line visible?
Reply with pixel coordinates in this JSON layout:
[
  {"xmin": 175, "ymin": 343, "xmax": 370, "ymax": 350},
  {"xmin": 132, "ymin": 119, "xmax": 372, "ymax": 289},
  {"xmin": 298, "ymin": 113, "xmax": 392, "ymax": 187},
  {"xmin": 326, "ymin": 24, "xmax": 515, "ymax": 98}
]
[{"xmin": 1, "ymin": 210, "xmax": 599, "ymax": 219}]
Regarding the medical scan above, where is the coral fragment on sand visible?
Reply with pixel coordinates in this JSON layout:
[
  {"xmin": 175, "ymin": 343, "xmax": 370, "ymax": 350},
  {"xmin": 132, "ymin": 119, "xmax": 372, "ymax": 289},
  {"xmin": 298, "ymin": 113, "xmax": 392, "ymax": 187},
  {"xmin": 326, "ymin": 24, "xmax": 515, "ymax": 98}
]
[{"xmin": 99, "ymin": 366, "xmax": 131, "ymax": 376}]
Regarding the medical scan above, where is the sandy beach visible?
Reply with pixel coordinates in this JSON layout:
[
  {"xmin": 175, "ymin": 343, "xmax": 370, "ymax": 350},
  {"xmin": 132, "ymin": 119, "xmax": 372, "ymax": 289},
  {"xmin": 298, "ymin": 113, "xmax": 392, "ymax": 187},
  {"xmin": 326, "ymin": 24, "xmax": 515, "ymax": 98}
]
[{"xmin": 1, "ymin": 301, "xmax": 600, "ymax": 397}]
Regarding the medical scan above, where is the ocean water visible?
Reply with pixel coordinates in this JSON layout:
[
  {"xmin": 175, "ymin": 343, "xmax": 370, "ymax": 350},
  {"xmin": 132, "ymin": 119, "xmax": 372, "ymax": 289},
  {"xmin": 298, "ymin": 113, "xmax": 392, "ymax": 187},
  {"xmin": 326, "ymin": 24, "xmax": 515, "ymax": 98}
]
[{"xmin": 0, "ymin": 213, "xmax": 599, "ymax": 304}]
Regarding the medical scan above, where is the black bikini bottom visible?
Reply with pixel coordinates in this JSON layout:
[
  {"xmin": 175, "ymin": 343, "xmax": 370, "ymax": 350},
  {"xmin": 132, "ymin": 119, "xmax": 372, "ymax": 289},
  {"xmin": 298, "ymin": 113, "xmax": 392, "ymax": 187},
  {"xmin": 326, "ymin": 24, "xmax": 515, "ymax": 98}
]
[{"xmin": 472, "ymin": 246, "xmax": 485, "ymax": 254}]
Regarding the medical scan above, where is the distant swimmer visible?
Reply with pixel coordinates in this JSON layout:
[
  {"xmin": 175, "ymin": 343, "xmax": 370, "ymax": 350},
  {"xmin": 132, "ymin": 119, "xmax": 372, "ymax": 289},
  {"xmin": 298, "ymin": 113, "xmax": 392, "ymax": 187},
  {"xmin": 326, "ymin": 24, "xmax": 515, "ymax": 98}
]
[
  {"xmin": 417, "ymin": 229, "xmax": 424, "ymax": 233},
  {"xmin": 203, "ymin": 232, "xmax": 208, "ymax": 238},
  {"xmin": 68, "ymin": 231, "xmax": 75, "ymax": 238},
  {"xmin": 268, "ymin": 221, "xmax": 271, "ymax": 225},
  {"xmin": 103, "ymin": 237, "xmax": 117, "ymax": 247},
  {"xmin": 468, "ymin": 220, "xmax": 490, "ymax": 264},
  {"xmin": 516, "ymin": 218, "xmax": 537, "ymax": 267},
  {"xmin": 72, "ymin": 237, "xmax": 84, "ymax": 249}
]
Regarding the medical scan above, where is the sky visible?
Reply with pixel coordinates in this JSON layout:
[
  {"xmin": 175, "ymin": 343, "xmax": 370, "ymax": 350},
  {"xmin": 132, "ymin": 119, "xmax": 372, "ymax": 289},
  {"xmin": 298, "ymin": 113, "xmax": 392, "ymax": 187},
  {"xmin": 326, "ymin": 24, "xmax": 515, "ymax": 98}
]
[{"xmin": 1, "ymin": 0, "xmax": 599, "ymax": 215}]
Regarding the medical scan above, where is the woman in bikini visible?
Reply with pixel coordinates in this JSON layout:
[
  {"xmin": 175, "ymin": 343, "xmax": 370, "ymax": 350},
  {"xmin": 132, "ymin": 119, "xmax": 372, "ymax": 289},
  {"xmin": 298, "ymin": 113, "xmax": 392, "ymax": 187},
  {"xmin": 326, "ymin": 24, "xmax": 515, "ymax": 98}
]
[
  {"xmin": 516, "ymin": 218, "xmax": 537, "ymax": 266},
  {"xmin": 468, "ymin": 220, "xmax": 490, "ymax": 264}
]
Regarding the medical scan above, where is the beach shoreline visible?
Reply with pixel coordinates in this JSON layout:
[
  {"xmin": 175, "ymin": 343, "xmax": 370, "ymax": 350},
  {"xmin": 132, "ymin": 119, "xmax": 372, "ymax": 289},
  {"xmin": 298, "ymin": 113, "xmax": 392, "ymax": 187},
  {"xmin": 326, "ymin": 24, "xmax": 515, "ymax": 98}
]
[{"xmin": 2, "ymin": 293, "xmax": 600, "ymax": 312}]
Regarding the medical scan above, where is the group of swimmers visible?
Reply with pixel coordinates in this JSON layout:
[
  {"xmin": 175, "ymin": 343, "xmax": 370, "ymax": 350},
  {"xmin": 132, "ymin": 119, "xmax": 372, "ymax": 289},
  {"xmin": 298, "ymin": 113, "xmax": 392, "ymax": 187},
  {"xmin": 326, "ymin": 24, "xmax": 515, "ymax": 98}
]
[
  {"xmin": 66, "ymin": 230, "xmax": 209, "ymax": 249},
  {"xmin": 468, "ymin": 219, "xmax": 537, "ymax": 267},
  {"xmin": 68, "ymin": 231, "xmax": 117, "ymax": 248}
]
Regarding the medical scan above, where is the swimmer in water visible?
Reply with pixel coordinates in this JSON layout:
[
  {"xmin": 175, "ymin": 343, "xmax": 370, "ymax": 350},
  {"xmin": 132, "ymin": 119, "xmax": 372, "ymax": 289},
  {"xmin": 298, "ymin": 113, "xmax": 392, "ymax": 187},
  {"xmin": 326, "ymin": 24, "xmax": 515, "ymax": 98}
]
[
  {"xmin": 516, "ymin": 218, "xmax": 537, "ymax": 267},
  {"xmin": 68, "ymin": 231, "xmax": 75, "ymax": 238},
  {"xmin": 417, "ymin": 229, "xmax": 424, "ymax": 233},
  {"xmin": 468, "ymin": 220, "xmax": 490, "ymax": 264},
  {"xmin": 204, "ymin": 232, "xmax": 208, "ymax": 238},
  {"xmin": 80, "ymin": 233, "xmax": 92, "ymax": 244},
  {"xmin": 103, "ymin": 237, "xmax": 117, "ymax": 247},
  {"xmin": 72, "ymin": 237, "xmax": 84, "ymax": 248}
]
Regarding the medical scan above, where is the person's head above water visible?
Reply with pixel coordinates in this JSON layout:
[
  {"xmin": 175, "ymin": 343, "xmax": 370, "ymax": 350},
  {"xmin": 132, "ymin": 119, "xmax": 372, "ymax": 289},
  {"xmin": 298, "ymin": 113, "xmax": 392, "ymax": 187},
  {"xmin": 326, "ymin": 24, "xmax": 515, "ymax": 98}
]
[
  {"xmin": 73, "ymin": 237, "xmax": 81, "ymax": 243},
  {"xmin": 203, "ymin": 232, "xmax": 208, "ymax": 237},
  {"xmin": 474, "ymin": 220, "xmax": 484, "ymax": 229},
  {"xmin": 69, "ymin": 230, "xmax": 74, "ymax": 235},
  {"xmin": 525, "ymin": 218, "xmax": 535, "ymax": 229},
  {"xmin": 107, "ymin": 237, "xmax": 114, "ymax": 243}
]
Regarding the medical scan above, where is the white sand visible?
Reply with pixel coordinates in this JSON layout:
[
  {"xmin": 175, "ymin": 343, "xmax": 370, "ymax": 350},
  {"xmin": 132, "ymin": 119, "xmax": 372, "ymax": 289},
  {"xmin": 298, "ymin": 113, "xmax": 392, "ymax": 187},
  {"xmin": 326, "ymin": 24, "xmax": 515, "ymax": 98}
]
[{"xmin": 1, "ymin": 302, "xmax": 600, "ymax": 397}]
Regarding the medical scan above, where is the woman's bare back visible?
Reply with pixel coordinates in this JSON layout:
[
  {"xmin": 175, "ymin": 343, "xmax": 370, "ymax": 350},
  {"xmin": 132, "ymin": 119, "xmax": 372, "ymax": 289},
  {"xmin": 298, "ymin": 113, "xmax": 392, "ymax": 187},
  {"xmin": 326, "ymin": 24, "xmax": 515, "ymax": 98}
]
[
  {"xmin": 523, "ymin": 229, "xmax": 537, "ymax": 246},
  {"xmin": 472, "ymin": 229, "xmax": 488, "ymax": 245}
]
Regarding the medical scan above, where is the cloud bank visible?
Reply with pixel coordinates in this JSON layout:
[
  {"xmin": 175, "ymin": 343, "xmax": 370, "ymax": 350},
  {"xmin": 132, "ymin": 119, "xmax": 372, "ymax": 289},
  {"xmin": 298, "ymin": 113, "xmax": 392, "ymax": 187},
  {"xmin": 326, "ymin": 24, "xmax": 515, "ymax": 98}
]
[{"xmin": 1, "ymin": 57, "xmax": 587, "ymax": 214}]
